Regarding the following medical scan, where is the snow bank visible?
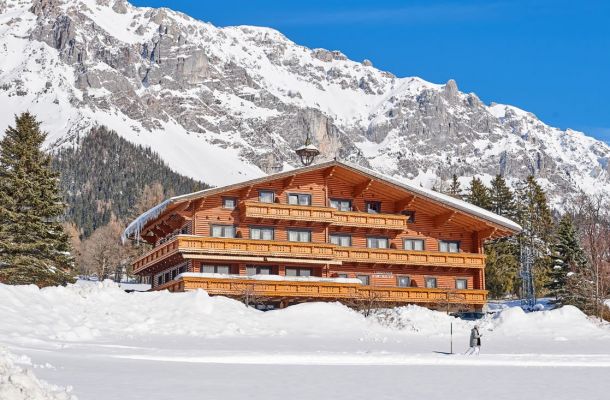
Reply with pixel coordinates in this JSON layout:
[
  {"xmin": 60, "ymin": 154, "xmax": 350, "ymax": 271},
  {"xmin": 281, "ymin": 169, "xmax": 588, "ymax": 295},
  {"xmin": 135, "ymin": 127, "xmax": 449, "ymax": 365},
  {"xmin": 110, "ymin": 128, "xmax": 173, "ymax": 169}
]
[
  {"xmin": 0, "ymin": 348, "xmax": 76, "ymax": 400},
  {"xmin": 492, "ymin": 305, "xmax": 607, "ymax": 339},
  {"xmin": 0, "ymin": 282, "xmax": 607, "ymax": 346}
]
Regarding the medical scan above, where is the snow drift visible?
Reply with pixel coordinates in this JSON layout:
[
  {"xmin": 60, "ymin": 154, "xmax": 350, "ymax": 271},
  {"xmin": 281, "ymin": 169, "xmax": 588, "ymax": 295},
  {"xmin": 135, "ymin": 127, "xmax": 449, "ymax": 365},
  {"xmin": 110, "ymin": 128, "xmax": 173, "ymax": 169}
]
[
  {"xmin": 0, "ymin": 348, "xmax": 76, "ymax": 400},
  {"xmin": 0, "ymin": 281, "xmax": 607, "ymax": 345}
]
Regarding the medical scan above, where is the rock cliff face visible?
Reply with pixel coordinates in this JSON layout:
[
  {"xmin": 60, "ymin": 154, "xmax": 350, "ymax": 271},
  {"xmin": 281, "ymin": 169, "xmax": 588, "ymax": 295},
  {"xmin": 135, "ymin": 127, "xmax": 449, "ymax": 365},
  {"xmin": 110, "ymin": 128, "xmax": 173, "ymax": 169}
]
[{"xmin": 1, "ymin": 0, "xmax": 609, "ymax": 204}]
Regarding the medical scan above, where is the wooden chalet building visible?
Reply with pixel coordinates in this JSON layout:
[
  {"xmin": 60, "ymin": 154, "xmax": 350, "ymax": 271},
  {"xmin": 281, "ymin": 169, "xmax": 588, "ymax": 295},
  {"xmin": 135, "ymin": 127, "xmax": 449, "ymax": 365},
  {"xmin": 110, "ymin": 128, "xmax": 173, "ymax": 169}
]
[{"xmin": 123, "ymin": 160, "xmax": 521, "ymax": 310}]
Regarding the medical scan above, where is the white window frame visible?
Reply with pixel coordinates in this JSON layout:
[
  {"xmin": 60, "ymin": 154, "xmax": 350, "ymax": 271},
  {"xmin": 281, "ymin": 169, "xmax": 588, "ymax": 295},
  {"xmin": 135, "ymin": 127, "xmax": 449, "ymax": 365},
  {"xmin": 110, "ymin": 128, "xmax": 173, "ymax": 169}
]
[
  {"xmin": 285, "ymin": 267, "xmax": 312, "ymax": 277},
  {"xmin": 287, "ymin": 229, "xmax": 312, "ymax": 242},
  {"xmin": 288, "ymin": 193, "xmax": 312, "ymax": 206},
  {"xmin": 439, "ymin": 240, "xmax": 460, "ymax": 253},
  {"xmin": 397, "ymin": 276, "xmax": 411, "ymax": 287},
  {"xmin": 222, "ymin": 197, "xmax": 237, "ymax": 210},
  {"xmin": 258, "ymin": 190, "xmax": 275, "ymax": 203},
  {"xmin": 455, "ymin": 278, "xmax": 468, "ymax": 290},
  {"xmin": 250, "ymin": 226, "xmax": 275, "ymax": 240},
  {"xmin": 367, "ymin": 236, "xmax": 389, "ymax": 249},
  {"xmin": 210, "ymin": 224, "xmax": 236, "ymax": 238},
  {"xmin": 329, "ymin": 234, "xmax": 352, "ymax": 247},
  {"xmin": 425, "ymin": 277, "xmax": 438, "ymax": 289},
  {"xmin": 329, "ymin": 198, "xmax": 352, "ymax": 211},
  {"xmin": 246, "ymin": 265, "xmax": 272, "ymax": 276},
  {"xmin": 201, "ymin": 265, "xmax": 230, "ymax": 274},
  {"xmin": 404, "ymin": 238, "xmax": 425, "ymax": 251}
]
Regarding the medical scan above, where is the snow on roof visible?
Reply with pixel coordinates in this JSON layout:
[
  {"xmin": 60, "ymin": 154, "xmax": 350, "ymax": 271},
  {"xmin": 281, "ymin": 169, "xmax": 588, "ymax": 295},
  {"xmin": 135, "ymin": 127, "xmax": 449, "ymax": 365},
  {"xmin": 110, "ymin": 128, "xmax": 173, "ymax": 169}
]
[{"xmin": 123, "ymin": 160, "xmax": 521, "ymax": 242}]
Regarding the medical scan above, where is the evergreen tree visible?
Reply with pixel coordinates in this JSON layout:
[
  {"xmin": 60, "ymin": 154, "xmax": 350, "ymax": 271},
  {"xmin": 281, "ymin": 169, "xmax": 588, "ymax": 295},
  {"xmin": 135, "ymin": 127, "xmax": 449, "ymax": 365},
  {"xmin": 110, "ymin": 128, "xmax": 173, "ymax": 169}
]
[
  {"xmin": 446, "ymin": 174, "xmax": 463, "ymax": 199},
  {"xmin": 0, "ymin": 113, "xmax": 74, "ymax": 286},
  {"xmin": 489, "ymin": 174, "xmax": 516, "ymax": 219},
  {"xmin": 484, "ymin": 239, "xmax": 520, "ymax": 298},
  {"xmin": 548, "ymin": 214, "xmax": 590, "ymax": 307},
  {"xmin": 466, "ymin": 177, "xmax": 491, "ymax": 209},
  {"xmin": 515, "ymin": 176, "xmax": 554, "ymax": 296}
]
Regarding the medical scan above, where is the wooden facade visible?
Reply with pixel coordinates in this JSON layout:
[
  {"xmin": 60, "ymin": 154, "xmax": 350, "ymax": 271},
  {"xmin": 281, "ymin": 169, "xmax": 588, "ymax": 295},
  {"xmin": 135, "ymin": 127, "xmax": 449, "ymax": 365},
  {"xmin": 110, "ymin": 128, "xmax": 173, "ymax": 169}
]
[{"xmin": 126, "ymin": 161, "xmax": 520, "ymax": 310}]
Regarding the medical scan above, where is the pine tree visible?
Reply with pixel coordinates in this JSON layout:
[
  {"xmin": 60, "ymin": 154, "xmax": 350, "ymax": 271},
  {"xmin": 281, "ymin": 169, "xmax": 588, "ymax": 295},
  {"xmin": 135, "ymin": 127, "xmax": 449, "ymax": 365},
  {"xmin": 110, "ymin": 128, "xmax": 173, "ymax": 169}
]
[
  {"xmin": 548, "ymin": 214, "xmax": 591, "ymax": 308},
  {"xmin": 466, "ymin": 177, "xmax": 491, "ymax": 209},
  {"xmin": 0, "ymin": 113, "xmax": 74, "ymax": 286},
  {"xmin": 446, "ymin": 174, "xmax": 463, "ymax": 199},
  {"xmin": 515, "ymin": 176, "xmax": 554, "ymax": 296},
  {"xmin": 484, "ymin": 239, "xmax": 520, "ymax": 298},
  {"xmin": 489, "ymin": 174, "xmax": 516, "ymax": 219}
]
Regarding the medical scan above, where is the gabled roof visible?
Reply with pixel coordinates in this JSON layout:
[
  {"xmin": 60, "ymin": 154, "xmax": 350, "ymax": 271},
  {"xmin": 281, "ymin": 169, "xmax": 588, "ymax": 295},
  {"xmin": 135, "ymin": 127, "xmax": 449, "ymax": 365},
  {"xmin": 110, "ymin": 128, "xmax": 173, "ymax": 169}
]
[{"xmin": 122, "ymin": 160, "xmax": 522, "ymax": 242}]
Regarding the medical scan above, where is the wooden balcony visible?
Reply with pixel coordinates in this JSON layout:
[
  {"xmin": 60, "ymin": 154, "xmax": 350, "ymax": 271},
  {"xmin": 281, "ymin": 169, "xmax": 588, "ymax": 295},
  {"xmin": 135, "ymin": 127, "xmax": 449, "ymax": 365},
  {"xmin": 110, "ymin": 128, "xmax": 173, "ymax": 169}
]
[
  {"xmin": 240, "ymin": 201, "xmax": 334, "ymax": 223},
  {"xmin": 155, "ymin": 275, "xmax": 487, "ymax": 306},
  {"xmin": 332, "ymin": 210, "xmax": 408, "ymax": 230},
  {"xmin": 333, "ymin": 247, "xmax": 485, "ymax": 268},
  {"xmin": 240, "ymin": 201, "xmax": 408, "ymax": 230},
  {"xmin": 133, "ymin": 235, "xmax": 336, "ymax": 274}
]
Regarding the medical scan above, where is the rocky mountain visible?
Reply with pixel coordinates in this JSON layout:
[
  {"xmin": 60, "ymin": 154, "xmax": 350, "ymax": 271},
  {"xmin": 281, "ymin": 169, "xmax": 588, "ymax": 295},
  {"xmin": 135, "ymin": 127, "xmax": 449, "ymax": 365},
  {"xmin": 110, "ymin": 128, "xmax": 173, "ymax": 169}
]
[{"xmin": 1, "ymin": 0, "xmax": 609, "ymax": 207}]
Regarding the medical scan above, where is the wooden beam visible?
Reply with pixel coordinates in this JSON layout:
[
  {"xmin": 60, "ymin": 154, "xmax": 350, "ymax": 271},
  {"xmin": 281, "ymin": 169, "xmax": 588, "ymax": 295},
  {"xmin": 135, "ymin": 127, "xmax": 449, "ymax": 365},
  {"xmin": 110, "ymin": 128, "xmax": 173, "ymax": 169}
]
[
  {"xmin": 394, "ymin": 195, "xmax": 417, "ymax": 212},
  {"xmin": 323, "ymin": 166, "xmax": 337, "ymax": 179},
  {"xmin": 240, "ymin": 185, "xmax": 254, "ymax": 199},
  {"xmin": 477, "ymin": 227, "xmax": 497, "ymax": 240},
  {"xmin": 433, "ymin": 211, "xmax": 457, "ymax": 228},
  {"xmin": 282, "ymin": 174, "xmax": 296, "ymax": 189},
  {"xmin": 353, "ymin": 178, "xmax": 373, "ymax": 197}
]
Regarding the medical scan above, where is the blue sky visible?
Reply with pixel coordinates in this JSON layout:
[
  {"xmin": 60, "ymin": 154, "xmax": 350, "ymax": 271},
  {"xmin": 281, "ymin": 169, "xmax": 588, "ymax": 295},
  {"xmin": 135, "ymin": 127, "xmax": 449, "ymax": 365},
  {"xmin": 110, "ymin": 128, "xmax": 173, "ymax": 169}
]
[{"xmin": 133, "ymin": 0, "xmax": 610, "ymax": 143}]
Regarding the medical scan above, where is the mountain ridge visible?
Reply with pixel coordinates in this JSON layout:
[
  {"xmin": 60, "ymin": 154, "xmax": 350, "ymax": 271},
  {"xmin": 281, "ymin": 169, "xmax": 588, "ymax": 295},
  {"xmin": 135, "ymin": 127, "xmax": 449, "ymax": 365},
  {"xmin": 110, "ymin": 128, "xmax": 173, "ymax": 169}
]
[{"xmin": 1, "ymin": 0, "xmax": 609, "ymax": 207}]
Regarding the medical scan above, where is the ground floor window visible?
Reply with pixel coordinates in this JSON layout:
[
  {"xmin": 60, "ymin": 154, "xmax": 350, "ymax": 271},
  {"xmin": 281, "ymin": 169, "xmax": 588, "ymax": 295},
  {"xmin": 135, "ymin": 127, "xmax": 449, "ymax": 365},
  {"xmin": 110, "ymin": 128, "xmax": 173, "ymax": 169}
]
[
  {"xmin": 246, "ymin": 265, "xmax": 272, "ymax": 275},
  {"xmin": 156, "ymin": 264, "xmax": 187, "ymax": 286},
  {"xmin": 455, "ymin": 278, "xmax": 468, "ymax": 289},
  {"xmin": 336, "ymin": 273, "xmax": 348, "ymax": 278},
  {"xmin": 425, "ymin": 277, "xmax": 438, "ymax": 288},
  {"xmin": 397, "ymin": 276, "xmax": 411, "ymax": 287},
  {"xmin": 201, "ymin": 264, "xmax": 230, "ymax": 274},
  {"xmin": 357, "ymin": 275, "xmax": 370, "ymax": 285},
  {"xmin": 285, "ymin": 267, "xmax": 312, "ymax": 277}
]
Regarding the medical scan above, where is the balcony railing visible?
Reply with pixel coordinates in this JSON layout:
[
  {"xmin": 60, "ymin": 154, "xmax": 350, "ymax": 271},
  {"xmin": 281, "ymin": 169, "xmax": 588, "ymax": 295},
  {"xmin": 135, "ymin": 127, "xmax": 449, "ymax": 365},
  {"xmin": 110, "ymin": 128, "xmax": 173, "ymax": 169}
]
[
  {"xmin": 240, "ymin": 201, "xmax": 334, "ymax": 223},
  {"xmin": 133, "ymin": 235, "xmax": 486, "ymax": 274},
  {"xmin": 240, "ymin": 201, "xmax": 408, "ymax": 230},
  {"xmin": 332, "ymin": 210, "xmax": 408, "ymax": 230},
  {"xmin": 333, "ymin": 247, "xmax": 486, "ymax": 268},
  {"xmin": 133, "ymin": 235, "xmax": 336, "ymax": 274},
  {"xmin": 155, "ymin": 275, "xmax": 487, "ymax": 305}
]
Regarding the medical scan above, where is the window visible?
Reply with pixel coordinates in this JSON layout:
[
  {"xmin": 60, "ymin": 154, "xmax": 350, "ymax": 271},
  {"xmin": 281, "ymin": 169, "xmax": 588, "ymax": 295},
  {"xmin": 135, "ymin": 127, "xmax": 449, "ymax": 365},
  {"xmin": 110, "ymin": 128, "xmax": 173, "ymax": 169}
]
[
  {"xmin": 455, "ymin": 279, "xmax": 468, "ymax": 290},
  {"xmin": 285, "ymin": 268, "xmax": 312, "ymax": 277},
  {"xmin": 330, "ymin": 234, "xmax": 352, "ymax": 247},
  {"xmin": 365, "ymin": 201, "xmax": 382, "ymax": 214},
  {"xmin": 259, "ymin": 190, "xmax": 274, "ymax": 203},
  {"xmin": 158, "ymin": 274, "xmax": 164, "ymax": 285},
  {"xmin": 211, "ymin": 225, "xmax": 235, "ymax": 238},
  {"xmin": 246, "ymin": 265, "xmax": 272, "ymax": 276},
  {"xmin": 287, "ymin": 229, "xmax": 312, "ymax": 242},
  {"xmin": 404, "ymin": 239, "xmax": 425, "ymax": 251},
  {"xmin": 336, "ymin": 273, "xmax": 348, "ymax": 278},
  {"xmin": 329, "ymin": 198, "xmax": 352, "ymax": 211},
  {"xmin": 222, "ymin": 197, "xmax": 237, "ymax": 209},
  {"xmin": 288, "ymin": 193, "xmax": 312, "ymax": 206},
  {"xmin": 201, "ymin": 265, "xmax": 230, "ymax": 274},
  {"xmin": 397, "ymin": 276, "xmax": 411, "ymax": 287},
  {"xmin": 425, "ymin": 277, "xmax": 438, "ymax": 288},
  {"xmin": 250, "ymin": 226, "xmax": 274, "ymax": 240},
  {"xmin": 401, "ymin": 210, "xmax": 416, "ymax": 223},
  {"xmin": 164, "ymin": 272, "xmax": 171, "ymax": 283},
  {"xmin": 439, "ymin": 240, "xmax": 460, "ymax": 253},
  {"xmin": 367, "ymin": 237, "xmax": 389, "ymax": 249},
  {"xmin": 357, "ymin": 275, "xmax": 370, "ymax": 285}
]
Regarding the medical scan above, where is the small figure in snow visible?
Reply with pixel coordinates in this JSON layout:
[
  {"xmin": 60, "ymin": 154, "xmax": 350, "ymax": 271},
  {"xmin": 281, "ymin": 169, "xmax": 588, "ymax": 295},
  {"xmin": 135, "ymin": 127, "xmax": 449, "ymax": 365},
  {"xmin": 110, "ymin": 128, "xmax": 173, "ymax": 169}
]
[{"xmin": 465, "ymin": 325, "xmax": 482, "ymax": 355}]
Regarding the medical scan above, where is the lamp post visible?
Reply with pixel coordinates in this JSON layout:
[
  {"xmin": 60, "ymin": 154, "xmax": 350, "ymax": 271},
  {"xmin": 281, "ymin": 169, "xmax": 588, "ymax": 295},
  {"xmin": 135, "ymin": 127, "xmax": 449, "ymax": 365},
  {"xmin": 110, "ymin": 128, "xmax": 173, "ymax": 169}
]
[{"xmin": 295, "ymin": 133, "xmax": 320, "ymax": 166}]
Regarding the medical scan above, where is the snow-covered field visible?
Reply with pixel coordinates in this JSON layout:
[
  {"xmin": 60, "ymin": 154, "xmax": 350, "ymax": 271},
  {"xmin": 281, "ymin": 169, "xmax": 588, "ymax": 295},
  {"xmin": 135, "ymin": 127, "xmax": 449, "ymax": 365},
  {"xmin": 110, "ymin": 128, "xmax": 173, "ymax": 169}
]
[{"xmin": 1, "ymin": 281, "xmax": 609, "ymax": 400}]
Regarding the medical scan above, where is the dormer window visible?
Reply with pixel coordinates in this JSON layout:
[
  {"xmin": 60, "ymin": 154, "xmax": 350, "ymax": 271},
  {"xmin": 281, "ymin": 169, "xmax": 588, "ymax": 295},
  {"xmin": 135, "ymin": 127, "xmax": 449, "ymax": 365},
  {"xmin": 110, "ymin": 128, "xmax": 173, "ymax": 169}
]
[
  {"xmin": 288, "ymin": 193, "xmax": 312, "ymax": 206},
  {"xmin": 259, "ymin": 190, "xmax": 274, "ymax": 203}
]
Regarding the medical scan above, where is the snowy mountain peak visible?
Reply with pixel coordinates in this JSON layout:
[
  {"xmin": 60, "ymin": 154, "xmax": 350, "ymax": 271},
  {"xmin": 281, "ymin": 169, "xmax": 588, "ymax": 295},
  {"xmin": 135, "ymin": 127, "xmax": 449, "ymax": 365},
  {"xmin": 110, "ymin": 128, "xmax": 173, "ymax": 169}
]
[{"xmin": 1, "ymin": 0, "xmax": 609, "ymax": 203}]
